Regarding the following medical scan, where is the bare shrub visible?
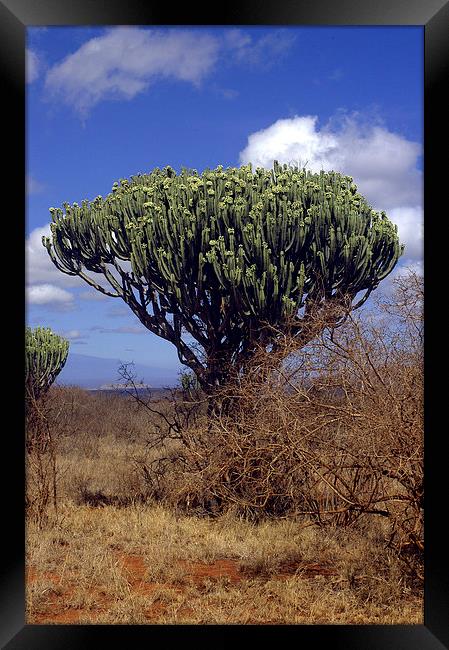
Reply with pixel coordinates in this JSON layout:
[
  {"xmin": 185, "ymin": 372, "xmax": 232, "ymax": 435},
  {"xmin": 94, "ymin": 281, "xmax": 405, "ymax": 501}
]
[
  {"xmin": 136, "ymin": 270, "xmax": 423, "ymax": 578},
  {"xmin": 26, "ymin": 384, "xmax": 143, "ymax": 524},
  {"xmin": 26, "ymin": 392, "xmax": 59, "ymax": 528},
  {"xmin": 41, "ymin": 385, "xmax": 157, "ymax": 505}
]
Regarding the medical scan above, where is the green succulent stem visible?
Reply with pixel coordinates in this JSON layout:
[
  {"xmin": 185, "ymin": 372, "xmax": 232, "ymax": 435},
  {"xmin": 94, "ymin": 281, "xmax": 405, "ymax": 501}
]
[
  {"xmin": 43, "ymin": 162, "xmax": 403, "ymax": 392},
  {"xmin": 25, "ymin": 327, "xmax": 69, "ymax": 402}
]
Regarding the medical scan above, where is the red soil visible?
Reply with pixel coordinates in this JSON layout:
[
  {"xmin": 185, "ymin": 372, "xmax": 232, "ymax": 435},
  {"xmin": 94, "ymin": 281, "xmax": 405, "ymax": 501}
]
[
  {"xmin": 179, "ymin": 559, "xmax": 243, "ymax": 585},
  {"xmin": 26, "ymin": 552, "xmax": 334, "ymax": 624},
  {"xmin": 27, "ymin": 567, "xmax": 81, "ymax": 624}
]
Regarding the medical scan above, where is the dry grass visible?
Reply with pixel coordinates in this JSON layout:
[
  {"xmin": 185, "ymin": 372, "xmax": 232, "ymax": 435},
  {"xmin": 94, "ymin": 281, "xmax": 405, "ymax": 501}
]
[
  {"xmin": 25, "ymin": 270, "xmax": 424, "ymax": 625},
  {"xmin": 26, "ymin": 501, "xmax": 422, "ymax": 625},
  {"xmin": 25, "ymin": 385, "xmax": 423, "ymax": 625}
]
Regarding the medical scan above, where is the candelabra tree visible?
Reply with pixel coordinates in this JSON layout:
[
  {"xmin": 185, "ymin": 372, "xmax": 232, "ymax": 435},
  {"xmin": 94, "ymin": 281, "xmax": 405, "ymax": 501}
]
[
  {"xmin": 25, "ymin": 327, "xmax": 69, "ymax": 523},
  {"xmin": 42, "ymin": 162, "xmax": 403, "ymax": 393},
  {"xmin": 25, "ymin": 327, "xmax": 70, "ymax": 403}
]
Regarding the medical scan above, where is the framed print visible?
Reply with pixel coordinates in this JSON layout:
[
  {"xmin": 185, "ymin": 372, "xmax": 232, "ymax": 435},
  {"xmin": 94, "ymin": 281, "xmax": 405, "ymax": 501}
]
[{"xmin": 2, "ymin": 0, "xmax": 448, "ymax": 647}]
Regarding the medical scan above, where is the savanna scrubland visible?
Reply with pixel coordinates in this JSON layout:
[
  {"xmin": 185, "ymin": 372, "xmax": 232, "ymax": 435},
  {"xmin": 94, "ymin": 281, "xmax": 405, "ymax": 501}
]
[{"xmin": 25, "ymin": 270, "xmax": 423, "ymax": 625}]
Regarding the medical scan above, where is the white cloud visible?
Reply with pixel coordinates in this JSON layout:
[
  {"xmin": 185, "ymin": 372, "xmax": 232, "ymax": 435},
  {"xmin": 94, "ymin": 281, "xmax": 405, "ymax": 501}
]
[
  {"xmin": 44, "ymin": 27, "xmax": 296, "ymax": 116},
  {"xmin": 26, "ymin": 174, "xmax": 45, "ymax": 195},
  {"xmin": 62, "ymin": 329, "xmax": 81, "ymax": 339},
  {"xmin": 387, "ymin": 206, "xmax": 423, "ymax": 263},
  {"xmin": 90, "ymin": 325, "xmax": 146, "ymax": 335},
  {"xmin": 61, "ymin": 329, "xmax": 89, "ymax": 342},
  {"xmin": 27, "ymin": 284, "xmax": 74, "ymax": 305},
  {"xmin": 239, "ymin": 114, "xmax": 423, "ymax": 263},
  {"xmin": 328, "ymin": 118, "xmax": 422, "ymax": 209},
  {"xmin": 392, "ymin": 259, "xmax": 423, "ymax": 279},
  {"xmin": 26, "ymin": 225, "xmax": 119, "ymax": 294},
  {"xmin": 371, "ymin": 258, "xmax": 423, "ymax": 303},
  {"xmin": 45, "ymin": 27, "xmax": 220, "ymax": 115},
  {"xmin": 224, "ymin": 29, "xmax": 252, "ymax": 52},
  {"xmin": 241, "ymin": 115, "xmax": 337, "ymax": 175},
  {"xmin": 223, "ymin": 28, "xmax": 296, "ymax": 67},
  {"xmin": 26, "ymin": 49, "xmax": 40, "ymax": 83},
  {"xmin": 26, "ymin": 225, "xmax": 82, "ymax": 288},
  {"xmin": 79, "ymin": 290, "xmax": 108, "ymax": 301}
]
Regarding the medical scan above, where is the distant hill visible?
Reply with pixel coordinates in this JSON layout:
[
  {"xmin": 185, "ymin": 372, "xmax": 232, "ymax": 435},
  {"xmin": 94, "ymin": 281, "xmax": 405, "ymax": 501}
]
[
  {"xmin": 56, "ymin": 352, "xmax": 180, "ymax": 389},
  {"xmin": 96, "ymin": 382, "xmax": 151, "ymax": 391}
]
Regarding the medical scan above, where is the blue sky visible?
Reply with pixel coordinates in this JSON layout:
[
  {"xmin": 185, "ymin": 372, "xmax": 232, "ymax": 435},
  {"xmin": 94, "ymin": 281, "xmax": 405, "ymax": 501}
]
[{"xmin": 25, "ymin": 26, "xmax": 423, "ymax": 387}]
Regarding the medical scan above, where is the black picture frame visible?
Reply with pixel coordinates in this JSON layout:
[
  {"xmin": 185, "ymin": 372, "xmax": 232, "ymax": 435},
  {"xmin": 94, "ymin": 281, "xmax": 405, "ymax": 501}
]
[{"xmin": 2, "ymin": 1, "xmax": 447, "ymax": 647}]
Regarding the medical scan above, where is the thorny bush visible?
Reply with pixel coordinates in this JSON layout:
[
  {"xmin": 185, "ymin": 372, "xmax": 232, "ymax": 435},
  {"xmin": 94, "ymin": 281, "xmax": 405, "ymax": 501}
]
[{"xmin": 124, "ymin": 270, "xmax": 423, "ymax": 580}]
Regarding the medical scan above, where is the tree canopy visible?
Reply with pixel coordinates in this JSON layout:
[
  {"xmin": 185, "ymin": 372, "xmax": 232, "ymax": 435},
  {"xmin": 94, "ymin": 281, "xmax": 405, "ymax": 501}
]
[
  {"xmin": 25, "ymin": 327, "xmax": 70, "ymax": 401},
  {"xmin": 43, "ymin": 162, "xmax": 403, "ymax": 390}
]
